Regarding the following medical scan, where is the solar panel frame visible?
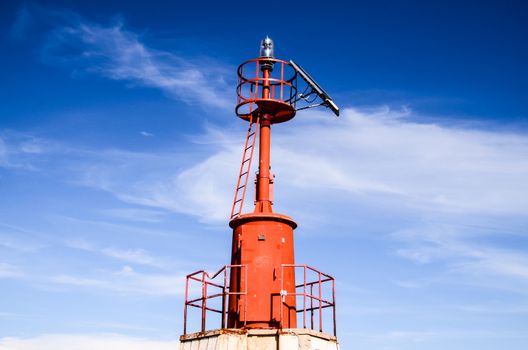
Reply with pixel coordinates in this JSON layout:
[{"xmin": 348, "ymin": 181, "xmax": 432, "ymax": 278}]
[{"xmin": 289, "ymin": 60, "xmax": 340, "ymax": 116}]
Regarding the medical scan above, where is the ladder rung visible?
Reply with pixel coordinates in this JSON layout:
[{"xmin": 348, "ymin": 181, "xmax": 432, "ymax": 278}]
[{"xmin": 230, "ymin": 116, "xmax": 259, "ymax": 220}]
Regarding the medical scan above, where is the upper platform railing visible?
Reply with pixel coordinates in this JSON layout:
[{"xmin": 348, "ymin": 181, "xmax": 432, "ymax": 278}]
[{"xmin": 235, "ymin": 58, "xmax": 298, "ymax": 124}]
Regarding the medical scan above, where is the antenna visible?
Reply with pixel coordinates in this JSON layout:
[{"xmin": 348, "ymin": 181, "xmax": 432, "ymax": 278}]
[{"xmin": 289, "ymin": 59, "xmax": 340, "ymax": 116}]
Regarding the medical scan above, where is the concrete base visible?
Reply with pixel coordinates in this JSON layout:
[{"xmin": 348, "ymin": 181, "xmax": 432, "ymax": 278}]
[{"xmin": 180, "ymin": 329, "xmax": 339, "ymax": 350}]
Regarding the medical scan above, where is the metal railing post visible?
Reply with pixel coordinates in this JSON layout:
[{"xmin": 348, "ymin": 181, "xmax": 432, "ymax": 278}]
[
  {"xmin": 310, "ymin": 283, "xmax": 314, "ymax": 330},
  {"xmin": 244, "ymin": 265, "xmax": 248, "ymax": 326},
  {"xmin": 318, "ymin": 271, "xmax": 323, "ymax": 332},
  {"xmin": 280, "ymin": 265, "xmax": 284, "ymax": 328},
  {"xmin": 221, "ymin": 267, "xmax": 227, "ymax": 329},
  {"xmin": 183, "ymin": 276, "xmax": 189, "ymax": 335},
  {"xmin": 201, "ymin": 272, "xmax": 207, "ymax": 333},
  {"xmin": 332, "ymin": 278, "xmax": 336, "ymax": 336},
  {"xmin": 183, "ymin": 264, "xmax": 334, "ymax": 336},
  {"xmin": 303, "ymin": 266, "xmax": 307, "ymax": 329}
]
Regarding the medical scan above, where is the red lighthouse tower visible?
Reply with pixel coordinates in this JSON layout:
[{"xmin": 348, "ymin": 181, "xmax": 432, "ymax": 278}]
[
  {"xmin": 181, "ymin": 38, "xmax": 340, "ymax": 350},
  {"xmin": 228, "ymin": 36, "xmax": 299, "ymax": 330}
]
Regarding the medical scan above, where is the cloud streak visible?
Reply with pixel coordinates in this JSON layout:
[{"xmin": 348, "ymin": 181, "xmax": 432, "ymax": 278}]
[
  {"xmin": 0, "ymin": 132, "xmax": 53, "ymax": 170},
  {"xmin": 50, "ymin": 265, "xmax": 183, "ymax": 296},
  {"xmin": 0, "ymin": 334, "xmax": 179, "ymax": 350},
  {"xmin": 3, "ymin": 91, "xmax": 528, "ymax": 294},
  {"xmin": 394, "ymin": 224, "xmax": 528, "ymax": 292},
  {"xmin": 14, "ymin": 4, "xmax": 233, "ymax": 109},
  {"xmin": 65, "ymin": 239, "xmax": 167, "ymax": 268},
  {"xmin": 71, "ymin": 106, "xmax": 528, "ymax": 221},
  {"xmin": 67, "ymin": 106, "xmax": 528, "ymax": 287},
  {"xmin": 0, "ymin": 263, "xmax": 24, "ymax": 278},
  {"xmin": 5, "ymin": 104, "xmax": 527, "ymax": 228}
]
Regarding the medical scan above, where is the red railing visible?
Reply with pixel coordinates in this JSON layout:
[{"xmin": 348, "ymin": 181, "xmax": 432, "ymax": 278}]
[
  {"xmin": 235, "ymin": 58, "xmax": 298, "ymax": 118},
  {"xmin": 281, "ymin": 265, "xmax": 337, "ymax": 336},
  {"xmin": 183, "ymin": 265, "xmax": 247, "ymax": 335},
  {"xmin": 183, "ymin": 264, "xmax": 336, "ymax": 336}
]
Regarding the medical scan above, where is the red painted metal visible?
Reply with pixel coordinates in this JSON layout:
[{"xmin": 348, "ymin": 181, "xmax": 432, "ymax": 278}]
[
  {"xmin": 226, "ymin": 57, "xmax": 301, "ymax": 329},
  {"xmin": 230, "ymin": 113, "xmax": 260, "ymax": 219},
  {"xmin": 231, "ymin": 58, "xmax": 298, "ymax": 216},
  {"xmin": 183, "ymin": 264, "xmax": 336, "ymax": 336},
  {"xmin": 228, "ymin": 214, "xmax": 297, "ymax": 328},
  {"xmin": 183, "ymin": 265, "xmax": 247, "ymax": 334},
  {"xmin": 235, "ymin": 58, "xmax": 297, "ymax": 124},
  {"xmin": 182, "ymin": 47, "xmax": 337, "ymax": 336},
  {"xmin": 280, "ymin": 265, "xmax": 337, "ymax": 336}
]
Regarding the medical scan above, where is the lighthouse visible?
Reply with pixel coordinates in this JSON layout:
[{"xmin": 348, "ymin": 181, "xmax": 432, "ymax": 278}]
[{"xmin": 180, "ymin": 38, "xmax": 340, "ymax": 350}]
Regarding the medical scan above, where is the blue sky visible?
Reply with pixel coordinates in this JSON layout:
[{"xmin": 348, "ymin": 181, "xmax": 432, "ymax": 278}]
[{"xmin": 1, "ymin": 1, "xmax": 527, "ymax": 349}]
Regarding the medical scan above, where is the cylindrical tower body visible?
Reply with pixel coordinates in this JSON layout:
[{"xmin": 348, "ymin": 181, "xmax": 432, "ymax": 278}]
[{"xmin": 228, "ymin": 214, "xmax": 297, "ymax": 328}]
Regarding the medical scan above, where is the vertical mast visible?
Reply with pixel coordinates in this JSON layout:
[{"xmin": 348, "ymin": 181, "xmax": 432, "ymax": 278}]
[{"xmin": 255, "ymin": 37, "xmax": 273, "ymax": 213}]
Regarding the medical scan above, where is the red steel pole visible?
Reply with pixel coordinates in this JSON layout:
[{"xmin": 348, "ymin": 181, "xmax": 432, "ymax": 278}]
[{"xmin": 256, "ymin": 69, "xmax": 272, "ymax": 213}]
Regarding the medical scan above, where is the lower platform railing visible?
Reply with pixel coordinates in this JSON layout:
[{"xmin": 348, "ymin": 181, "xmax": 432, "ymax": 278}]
[
  {"xmin": 281, "ymin": 264, "xmax": 337, "ymax": 336},
  {"xmin": 183, "ymin": 265, "xmax": 247, "ymax": 335},
  {"xmin": 183, "ymin": 264, "xmax": 336, "ymax": 336}
]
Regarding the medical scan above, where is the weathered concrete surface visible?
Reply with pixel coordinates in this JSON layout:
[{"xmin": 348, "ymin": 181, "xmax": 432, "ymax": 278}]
[{"xmin": 180, "ymin": 329, "xmax": 339, "ymax": 350}]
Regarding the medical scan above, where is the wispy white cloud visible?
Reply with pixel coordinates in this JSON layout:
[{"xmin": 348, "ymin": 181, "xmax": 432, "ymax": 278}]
[
  {"xmin": 340, "ymin": 327, "xmax": 528, "ymax": 350},
  {"xmin": 47, "ymin": 106, "xmax": 528, "ymax": 289},
  {"xmin": 393, "ymin": 223, "xmax": 528, "ymax": 292},
  {"xmin": 455, "ymin": 303, "xmax": 528, "ymax": 315},
  {"xmin": 0, "ymin": 234, "xmax": 185, "ymax": 296},
  {"xmin": 345, "ymin": 328, "xmax": 528, "ymax": 341},
  {"xmin": 0, "ymin": 223, "xmax": 47, "ymax": 253},
  {"xmin": 3, "ymin": 106, "xmax": 528, "ymax": 289},
  {"xmin": 0, "ymin": 133, "xmax": 52, "ymax": 170},
  {"xmin": 1, "ymin": 330, "xmax": 525, "ymax": 350},
  {"xmin": 0, "ymin": 263, "xmax": 24, "ymax": 278},
  {"xmin": 100, "ymin": 208, "xmax": 167, "ymax": 223},
  {"xmin": 13, "ymin": 4, "xmax": 233, "ymax": 109},
  {"xmin": 72, "ymin": 106, "xmax": 528, "ymax": 221},
  {"xmin": 101, "ymin": 248, "xmax": 162, "ymax": 268},
  {"xmin": 51, "ymin": 265, "xmax": 183, "ymax": 296},
  {"xmin": 113, "ymin": 148, "xmax": 238, "ymax": 222},
  {"xmin": 79, "ymin": 321, "xmax": 159, "ymax": 333},
  {"xmin": 0, "ymin": 138, "xmax": 7, "ymax": 167},
  {"xmin": 64, "ymin": 238, "xmax": 167, "ymax": 268},
  {"xmin": 5, "ymin": 105, "xmax": 526, "ymax": 226},
  {"xmin": 0, "ymin": 334, "xmax": 178, "ymax": 350},
  {"xmin": 0, "ymin": 218, "xmax": 190, "ymax": 296},
  {"xmin": 273, "ymin": 107, "xmax": 528, "ymax": 216},
  {"xmin": 65, "ymin": 146, "xmax": 237, "ymax": 223}
]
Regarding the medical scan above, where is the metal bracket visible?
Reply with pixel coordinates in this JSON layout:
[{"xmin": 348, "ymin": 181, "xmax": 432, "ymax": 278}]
[{"xmin": 280, "ymin": 289, "xmax": 288, "ymax": 302}]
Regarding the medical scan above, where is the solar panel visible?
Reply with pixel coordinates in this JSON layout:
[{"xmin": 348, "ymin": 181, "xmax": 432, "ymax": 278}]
[{"xmin": 290, "ymin": 60, "xmax": 340, "ymax": 116}]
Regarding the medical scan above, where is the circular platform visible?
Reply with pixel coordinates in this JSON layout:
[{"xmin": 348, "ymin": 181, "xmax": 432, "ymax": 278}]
[
  {"xmin": 236, "ymin": 99, "xmax": 296, "ymax": 124},
  {"xmin": 229, "ymin": 212, "xmax": 297, "ymax": 229},
  {"xmin": 236, "ymin": 58, "xmax": 298, "ymax": 125}
]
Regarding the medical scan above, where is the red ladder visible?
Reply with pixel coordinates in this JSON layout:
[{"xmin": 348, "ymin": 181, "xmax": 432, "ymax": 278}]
[{"xmin": 230, "ymin": 114, "xmax": 259, "ymax": 219}]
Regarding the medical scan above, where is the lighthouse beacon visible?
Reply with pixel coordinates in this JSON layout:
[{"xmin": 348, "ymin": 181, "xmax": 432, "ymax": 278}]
[{"xmin": 180, "ymin": 38, "xmax": 340, "ymax": 350}]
